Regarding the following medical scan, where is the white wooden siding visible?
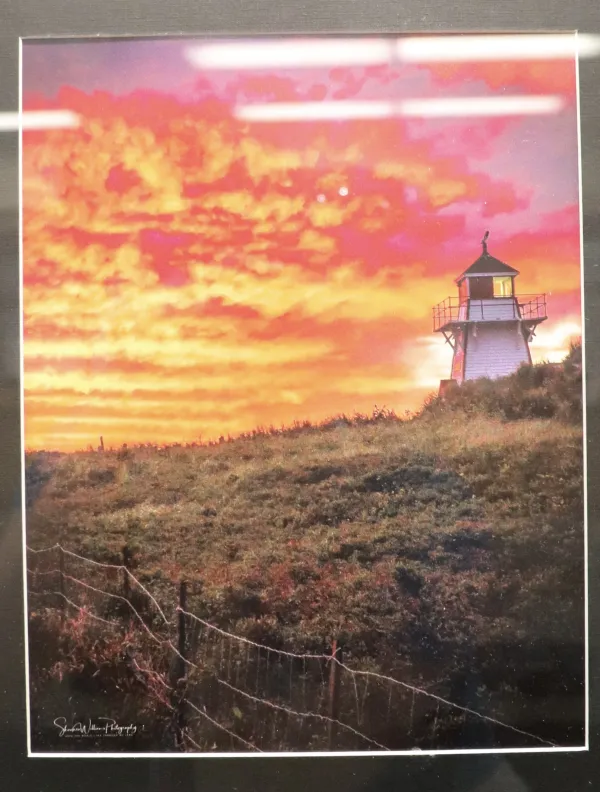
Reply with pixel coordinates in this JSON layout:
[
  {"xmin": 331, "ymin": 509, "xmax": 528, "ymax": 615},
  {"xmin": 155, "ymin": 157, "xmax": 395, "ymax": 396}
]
[
  {"xmin": 463, "ymin": 323, "xmax": 529, "ymax": 380},
  {"xmin": 468, "ymin": 298, "xmax": 519, "ymax": 321}
]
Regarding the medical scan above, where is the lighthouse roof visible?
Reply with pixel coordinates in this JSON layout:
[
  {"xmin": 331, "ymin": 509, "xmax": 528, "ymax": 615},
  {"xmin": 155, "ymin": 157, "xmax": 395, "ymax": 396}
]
[{"xmin": 457, "ymin": 251, "xmax": 519, "ymax": 282}]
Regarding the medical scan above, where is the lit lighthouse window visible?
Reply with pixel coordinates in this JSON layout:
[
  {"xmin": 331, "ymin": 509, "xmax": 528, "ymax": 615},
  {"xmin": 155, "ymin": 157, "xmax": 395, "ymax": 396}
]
[{"xmin": 493, "ymin": 276, "xmax": 513, "ymax": 297}]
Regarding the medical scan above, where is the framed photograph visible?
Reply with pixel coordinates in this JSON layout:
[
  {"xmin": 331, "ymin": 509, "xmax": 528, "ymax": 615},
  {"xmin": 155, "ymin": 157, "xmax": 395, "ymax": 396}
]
[{"xmin": 2, "ymin": 4, "xmax": 600, "ymax": 792}]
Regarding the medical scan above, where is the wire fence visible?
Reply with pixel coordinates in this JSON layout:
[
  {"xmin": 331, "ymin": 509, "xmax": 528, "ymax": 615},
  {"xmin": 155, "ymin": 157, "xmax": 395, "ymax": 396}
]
[{"xmin": 26, "ymin": 543, "xmax": 556, "ymax": 753}]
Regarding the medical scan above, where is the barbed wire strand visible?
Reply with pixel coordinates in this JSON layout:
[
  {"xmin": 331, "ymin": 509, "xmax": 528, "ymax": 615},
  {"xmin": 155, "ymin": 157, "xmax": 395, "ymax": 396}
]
[
  {"xmin": 184, "ymin": 697, "xmax": 263, "ymax": 753},
  {"xmin": 161, "ymin": 638, "xmax": 382, "ymax": 750},
  {"xmin": 333, "ymin": 660, "xmax": 556, "ymax": 748},
  {"xmin": 27, "ymin": 588, "xmax": 258, "ymax": 753},
  {"xmin": 37, "ymin": 579, "xmax": 557, "ymax": 748},
  {"xmin": 27, "ymin": 567, "xmax": 61, "ymax": 577},
  {"xmin": 183, "ymin": 731, "xmax": 204, "ymax": 752},
  {"xmin": 27, "ymin": 545, "xmax": 169, "ymax": 625},
  {"xmin": 61, "ymin": 574, "xmax": 165, "ymax": 645},
  {"xmin": 180, "ymin": 606, "xmax": 552, "ymax": 746},
  {"xmin": 178, "ymin": 608, "xmax": 331, "ymax": 661},
  {"xmin": 28, "ymin": 589, "xmax": 118, "ymax": 628},
  {"xmin": 131, "ymin": 657, "xmax": 171, "ymax": 691},
  {"xmin": 28, "ymin": 549, "xmax": 557, "ymax": 750},
  {"xmin": 215, "ymin": 675, "xmax": 389, "ymax": 751},
  {"xmin": 131, "ymin": 657, "xmax": 260, "ymax": 753},
  {"xmin": 28, "ymin": 586, "xmax": 384, "ymax": 752},
  {"xmin": 28, "ymin": 544, "xmax": 60, "ymax": 554}
]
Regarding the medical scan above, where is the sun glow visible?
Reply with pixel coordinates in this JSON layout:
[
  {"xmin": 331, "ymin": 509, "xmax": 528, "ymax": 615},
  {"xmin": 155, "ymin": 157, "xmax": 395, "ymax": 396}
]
[{"xmin": 22, "ymin": 39, "xmax": 582, "ymax": 451}]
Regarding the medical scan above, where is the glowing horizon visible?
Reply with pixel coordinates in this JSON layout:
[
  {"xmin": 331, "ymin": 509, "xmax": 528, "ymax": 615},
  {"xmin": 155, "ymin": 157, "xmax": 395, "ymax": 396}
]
[{"xmin": 22, "ymin": 36, "xmax": 582, "ymax": 452}]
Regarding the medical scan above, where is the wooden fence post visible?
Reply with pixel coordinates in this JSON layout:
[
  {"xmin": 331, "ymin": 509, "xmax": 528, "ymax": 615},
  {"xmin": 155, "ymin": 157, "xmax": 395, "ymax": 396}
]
[
  {"xmin": 327, "ymin": 638, "xmax": 342, "ymax": 750},
  {"xmin": 58, "ymin": 546, "xmax": 65, "ymax": 623},
  {"xmin": 122, "ymin": 545, "xmax": 131, "ymax": 600},
  {"xmin": 172, "ymin": 580, "xmax": 188, "ymax": 750},
  {"xmin": 178, "ymin": 580, "xmax": 187, "ymax": 660},
  {"xmin": 189, "ymin": 581, "xmax": 201, "ymax": 662}
]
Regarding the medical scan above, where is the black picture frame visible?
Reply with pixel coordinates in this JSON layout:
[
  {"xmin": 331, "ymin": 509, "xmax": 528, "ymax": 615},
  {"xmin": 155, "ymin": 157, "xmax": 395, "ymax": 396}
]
[{"xmin": 2, "ymin": 3, "xmax": 599, "ymax": 790}]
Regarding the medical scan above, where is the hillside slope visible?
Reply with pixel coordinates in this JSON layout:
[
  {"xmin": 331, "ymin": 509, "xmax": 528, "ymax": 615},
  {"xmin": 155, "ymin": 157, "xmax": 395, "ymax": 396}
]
[{"xmin": 25, "ymin": 349, "xmax": 585, "ymax": 750}]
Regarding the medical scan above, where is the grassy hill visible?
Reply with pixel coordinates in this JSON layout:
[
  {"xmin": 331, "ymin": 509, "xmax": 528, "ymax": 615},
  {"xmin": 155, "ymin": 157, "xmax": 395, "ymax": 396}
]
[{"xmin": 25, "ymin": 344, "xmax": 585, "ymax": 751}]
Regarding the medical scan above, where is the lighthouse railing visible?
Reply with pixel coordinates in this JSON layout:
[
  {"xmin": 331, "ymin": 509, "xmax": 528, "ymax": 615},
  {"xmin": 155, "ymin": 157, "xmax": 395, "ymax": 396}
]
[
  {"xmin": 432, "ymin": 296, "xmax": 461, "ymax": 332},
  {"xmin": 518, "ymin": 294, "xmax": 547, "ymax": 322},
  {"xmin": 433, "ymin": 293, "xmax": 546, "ymax": 331}
]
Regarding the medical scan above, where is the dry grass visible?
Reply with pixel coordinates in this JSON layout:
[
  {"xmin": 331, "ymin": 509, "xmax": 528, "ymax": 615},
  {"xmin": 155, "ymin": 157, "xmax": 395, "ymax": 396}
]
[{"xmin": 26, "ymin": 412, "xmax": 583, "ymax": 646}]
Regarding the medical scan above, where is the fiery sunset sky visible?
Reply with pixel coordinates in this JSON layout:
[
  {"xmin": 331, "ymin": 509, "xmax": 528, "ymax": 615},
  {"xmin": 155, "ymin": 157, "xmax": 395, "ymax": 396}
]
[{"xmin": 22, "ymin": 37, "xmax": 582, "ymax": 451}]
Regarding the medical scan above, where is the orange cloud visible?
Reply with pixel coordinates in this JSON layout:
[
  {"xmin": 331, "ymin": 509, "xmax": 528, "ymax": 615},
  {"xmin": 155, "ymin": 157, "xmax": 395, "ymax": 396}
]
[{"xmin": 22, "ymin": 72, "xmax": 581, "ymax": 451}]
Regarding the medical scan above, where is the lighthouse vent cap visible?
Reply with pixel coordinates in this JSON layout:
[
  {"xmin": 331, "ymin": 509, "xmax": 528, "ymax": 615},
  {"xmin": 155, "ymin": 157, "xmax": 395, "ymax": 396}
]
[{"xmin": 457, "ymin": 234, "xmax": 519, "ymax": 281}]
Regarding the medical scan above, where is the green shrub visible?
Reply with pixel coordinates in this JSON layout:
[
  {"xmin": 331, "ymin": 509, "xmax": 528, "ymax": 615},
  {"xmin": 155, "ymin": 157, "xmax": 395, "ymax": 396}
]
[{"xmin": 421, "ymin": 342, "xmax": 582, "ymax": 424}]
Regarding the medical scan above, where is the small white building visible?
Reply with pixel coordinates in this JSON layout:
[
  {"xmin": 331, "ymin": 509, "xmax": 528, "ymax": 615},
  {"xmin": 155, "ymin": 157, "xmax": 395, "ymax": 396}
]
[{"xmin": 433, "ymin": 233, "xmax": 547, "ymax": 385}]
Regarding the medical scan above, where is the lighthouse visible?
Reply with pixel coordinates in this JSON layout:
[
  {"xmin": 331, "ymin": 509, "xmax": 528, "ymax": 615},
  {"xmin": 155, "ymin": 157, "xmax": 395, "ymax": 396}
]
[{"xmin": 433, "ymin": 233, "xmax": 547, "ymax": 384}]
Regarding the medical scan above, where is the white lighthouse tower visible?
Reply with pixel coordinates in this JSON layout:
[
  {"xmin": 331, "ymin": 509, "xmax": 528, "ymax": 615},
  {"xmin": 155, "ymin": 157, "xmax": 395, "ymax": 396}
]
[{"xmin": 433, "ymin": 232, "xmax": 547, "ymax": 385}]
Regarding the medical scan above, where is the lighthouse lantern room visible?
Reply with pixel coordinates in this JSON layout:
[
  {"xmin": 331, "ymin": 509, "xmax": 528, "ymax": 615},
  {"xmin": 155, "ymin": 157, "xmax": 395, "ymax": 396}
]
[{"xmin": 433, "ymin": 232, "xmax": 547, "ymax": 383}]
